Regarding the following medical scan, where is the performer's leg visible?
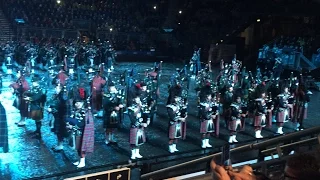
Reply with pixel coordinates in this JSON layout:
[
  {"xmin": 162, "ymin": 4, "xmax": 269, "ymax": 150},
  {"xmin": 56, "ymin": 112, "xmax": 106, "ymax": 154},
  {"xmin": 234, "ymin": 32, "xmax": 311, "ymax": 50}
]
[
  {"xmin": 135, "ymin": 145, "xmax": 143, "ymax": 159},
  {"xmin": 105, "ymin": 129, "xmax": 112, "ymax": 144},
  {"xmin": 255, "ymin": 126, "xmax": 263, "ymax": 139},
  {"xmin": 76, "ymin": 152, "xmax": 86, "ymax": 168},
  {"xmin": 53, "ymin": 133, "xmax": 64, "ymax": 151},
  {"xmin": 168, "ymin": 139, "xmax": 175, "ymax": 153},
  {"xmin": 131, "ymin": 144, "xmax": 137, "ymax": 159},
  {"xmin": 172, "ymin": 139, "xmax": 179, "ymax": 152},
  {"xmin": 16, "ymin": 116, "xmax": 26, "ymax": 126},
  {"xmin": 32, "ymin": 120, "xmax": 42, "ymax": 139},
  {"xmin": 201, "ymin": 134, "xmax": 206, "ymax": 148},
  {"xmin": 276, "ymin": 122, "xmax": 284, "ymax": 134},
  {"xmin": 205, "ymin": 133, "xmax": 212, "ymax": 147},
  {"xmin": 110, "ymin": 128, "xmax": 117, "ymax": 143},
  {"xmin": 228, "ymin": 131, "xmax": 236, "ymax": 143}
]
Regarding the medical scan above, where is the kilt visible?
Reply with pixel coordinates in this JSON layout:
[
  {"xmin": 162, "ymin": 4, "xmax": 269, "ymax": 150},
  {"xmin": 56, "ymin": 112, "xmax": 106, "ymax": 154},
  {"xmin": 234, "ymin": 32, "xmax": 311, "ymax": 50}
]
[
  {"xmin": 29, "ymin": 110, "xmax": 43, "ymax": 121},
  {"xmin": 276, "ymin": 110, "xmax": 286, "ymax": 123},
  {"xmin": 130, "ymin": 127, "xmax": 146, "ymax": 146},
  {"xmin": 168, "ymin": 122, "xmax": 182, "ymax": 139},
  {"xmin": 228, "ymin": 119, "xmax": 241, "ymax": 132},
  {"xmin": 81, "ymin": 112, "xmax": 95, "ymax": 153},
  {"xmin": 297, "ymin": 106, "xmax": 307, "ymax": 120},
  {"xmin": 266, "ymin": 110, "xmax": 273, "ymax": 128},
  {"xmin": 200, "ymin": 119, "xmax": 214, "ymax": 134},
  {"xmin": 91, "ymin": 93, "xmax": 103, "ymax": 111},
  {"xmin": 254, "ymin": 114, "xmax": 266, "ymax": 127}
]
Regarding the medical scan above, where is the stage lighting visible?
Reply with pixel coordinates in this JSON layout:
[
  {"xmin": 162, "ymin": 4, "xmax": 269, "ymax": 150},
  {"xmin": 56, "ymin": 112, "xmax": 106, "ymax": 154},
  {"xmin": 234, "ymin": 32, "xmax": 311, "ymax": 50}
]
[
  {"xmin": 179, "ymin": 10, "xmax": 182, "ymax": 14},
  {"xmin": 178, "ymin": 22, "xmax": 181, "ymax": 25},
  {"xmin": 257, "ymin": 19, "xmax": 261, "ymax": 22},
  {"xmin": 154, "ymin": 6, "xmax": 157, "ymax": 10},
  {"xmin": 57, "ymin": 0, "xmax": 61, "ymax": 4},
  {"xmin": 110, "ymin": 28, "xmax": 113, "ymax": 32},
  {"xmin": 220, "ymin": 40, "xmax": 223, "ymax": 42}
]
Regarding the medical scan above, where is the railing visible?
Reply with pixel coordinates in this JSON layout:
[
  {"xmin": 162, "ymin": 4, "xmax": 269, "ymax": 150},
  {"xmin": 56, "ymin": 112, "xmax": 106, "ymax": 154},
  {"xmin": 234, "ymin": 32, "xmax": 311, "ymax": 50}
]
[{"xmin": 141, "ymin": 126, "xmax": 320, "ymax": 180}]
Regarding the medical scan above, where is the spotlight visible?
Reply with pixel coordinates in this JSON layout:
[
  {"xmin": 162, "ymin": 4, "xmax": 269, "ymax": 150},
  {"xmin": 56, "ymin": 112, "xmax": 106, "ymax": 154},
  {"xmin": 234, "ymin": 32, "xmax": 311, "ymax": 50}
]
[
  {"xmin": 257, "ymin": 19, "xmax": 261, "ymax": 22},
  {"xmin": 57, "ymin": 0, "xmax": 61, "ymax": 4},
  {"xmin": 178, "ymin": 22, "xmax": 181, "ymax": 25},
  {"xmin": 110, "ymin": 28, "xmax": 113, "ymax": 32},
  {"xmin": 216, "ymin": 43, "xmax": 219, "ymax": 46},
  {"xmin": 179, "ymin": 10, "xmax": 182, "ymax": 14},
  {"xmin": 153, "ymin": 6, "xmax": 157, "ymax": 10},
  {"xmin": 220, "ymin": 40, "xmax": 223, "ymax": 42}
]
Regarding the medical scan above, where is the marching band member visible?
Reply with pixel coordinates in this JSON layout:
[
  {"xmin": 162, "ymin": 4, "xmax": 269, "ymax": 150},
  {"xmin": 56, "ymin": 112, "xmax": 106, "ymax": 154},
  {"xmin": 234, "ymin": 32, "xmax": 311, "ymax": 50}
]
[
  {"xmin": 55, "ymin": 66, "xmax": 69, "ymax": 86},
  {"xmin": 167, "ymin": 86, "xmax": 186, "ymax": 153},
  {"xmin": 103, "ymin": 81, "xmax": 124, "ymax": 144},
  {"xmin": 254, "ymin": 92, "xmax": 267, "ymax": 139},
  {"xmin": 199, "ymin": 90, "xmax": 217, "ymax": 148},
  {"xmin": 67, "ymin": 86, "xmax": 94, "ymax": 168},
  {"xmin": 10, "ymin": 70, "xmax": 30, "ymax": 126},
  {"xmin": 275, "ymin": 83, "xmax": 290, "ymax": 135},
  {"xmin": 128, "ymin": 92, "xmax": 148, "ymax": 160},
  {"xmin": 228, "ymin": 95, "xmax": 245, "ymax": 143},
  {"xmin": 293, "ymin": 83, "xmax": 310, "ymax": 131},
  {"xmin": 128, "ymin": 82, "xmax": 147, "ymax": 107},
  {"xmin": 91, "ymin": 65, "xmax": 107, "ymax": 113},
  {"xmin": 47, "ymin": 82, "xmax": 68, "ymax": 151},
  {"xmin": 23, "ymin": 75, "xmax": 46, "ymax": 139}
]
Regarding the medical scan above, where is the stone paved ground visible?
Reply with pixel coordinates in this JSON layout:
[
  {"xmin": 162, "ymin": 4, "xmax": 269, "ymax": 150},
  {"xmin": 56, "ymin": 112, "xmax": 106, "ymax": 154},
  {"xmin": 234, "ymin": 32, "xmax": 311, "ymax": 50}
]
[{"xmin": 0, "ymin": 62, "xmax": 319, "ymax": 180}]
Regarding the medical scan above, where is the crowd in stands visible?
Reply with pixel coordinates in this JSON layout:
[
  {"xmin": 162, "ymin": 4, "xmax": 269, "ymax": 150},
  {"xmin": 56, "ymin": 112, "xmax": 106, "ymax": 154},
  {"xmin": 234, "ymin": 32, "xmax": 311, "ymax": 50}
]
[
  {"xmin": 2, "ymin": 0, "xmax": 167, "ymax": 33},
  {"xmin": 258, "ymin": 36, "xmax": 317, "ymax": 66}
]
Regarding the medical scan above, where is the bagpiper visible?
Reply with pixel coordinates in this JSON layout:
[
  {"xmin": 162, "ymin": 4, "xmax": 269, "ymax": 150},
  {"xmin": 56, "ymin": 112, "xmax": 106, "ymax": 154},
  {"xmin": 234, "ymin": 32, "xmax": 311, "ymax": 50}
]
[
  {"xmin": 167, "ymin": 86, "xmax": 187, "ymax": 153},
  {"xmin": 91, "ymin": 65, "xmax": 107, "ymax": 114},
  {"xmin": 254, "ymin": 91, "xmax": 267, "ymax": 139},
  {"xmin": 23, "ymin": 75, "xmax": 46, "ymax": 139},
  {"xmin": 128, "ymin": 92, "xmax": 148, "ymax": 160},
  {"xmin": 10, "ymin": 70, "xmax": 30, "ymax": 126},
  {"xmin": 128, "ymin": 82, "xmax": 147, "ymax": 107},
  {"xmin": 228, "ymin": 95, "xmax": 246, "ymax": 143},
  {"xmin": 199, "ymin": 88, "xmax": 219, "ymax": 148},
  {"xmin": 66, "ymin": 85, "xmax": 94, "ymax": 168},
  {"xmin": 47, "ymin": 82, "xmax": 68, "ymax": 151},
  {"xmin": 275, "ymin": 82, "xmax": 290, "ymax": 135},
  {"xmin": 103, "ymin": 81, "xmax": 124, "ymax": 144},
  {"xmin": 293, "ymin": 82, "xmax": 311, "ymax": 131},
  {"xmin": 54, "ymin": 65, "xmax": 69, "ymax": 86}
]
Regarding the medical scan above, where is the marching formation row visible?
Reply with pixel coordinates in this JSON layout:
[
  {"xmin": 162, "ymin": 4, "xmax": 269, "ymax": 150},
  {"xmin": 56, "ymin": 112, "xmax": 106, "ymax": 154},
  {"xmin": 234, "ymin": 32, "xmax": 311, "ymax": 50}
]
[{"xmin": 2, "ymin": 44, "xmax": 311, "ymax": 168}]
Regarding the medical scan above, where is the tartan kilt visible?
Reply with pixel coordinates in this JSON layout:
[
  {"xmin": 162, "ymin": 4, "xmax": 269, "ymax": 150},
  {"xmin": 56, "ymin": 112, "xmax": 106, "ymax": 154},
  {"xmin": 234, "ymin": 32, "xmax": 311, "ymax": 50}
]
[
  {"xmin": 254, "ymin": 114, "xmax": 266, "ymax": 127},
  {"xmin": 29, "ymin": 110, "xmax": 43, "ymax": 121},
  {"xmin": 19, "ymin": 98, "xmax": 29, "ymax": 117},
  {"xmin": 81, "ymin": 117, "xmax": 95, "ymax": 153},
  {"xmin": 228, "ymin": 119, "xmax": 241, "ymax": 131},
  {"xmin": 168, "ymin": 122, "xmax": 182, "ymax": 139},
  {"xmin": 130, "ymin": 127, "xmax": 146, "ymax": 146},
  {"xmin": 298, "ymin": 106, "xmax": 307, "ymax": 120},
  {"xmin": 276, "ymin": 110, "xmax": 285, "ymax": 123},
  {"xmin": 91, "ymin": 93, "xmax": 103, "ymax": 111},
  {"xmin": 200, "ymin": 119, "xmax": 214, "ymax": 134}
]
